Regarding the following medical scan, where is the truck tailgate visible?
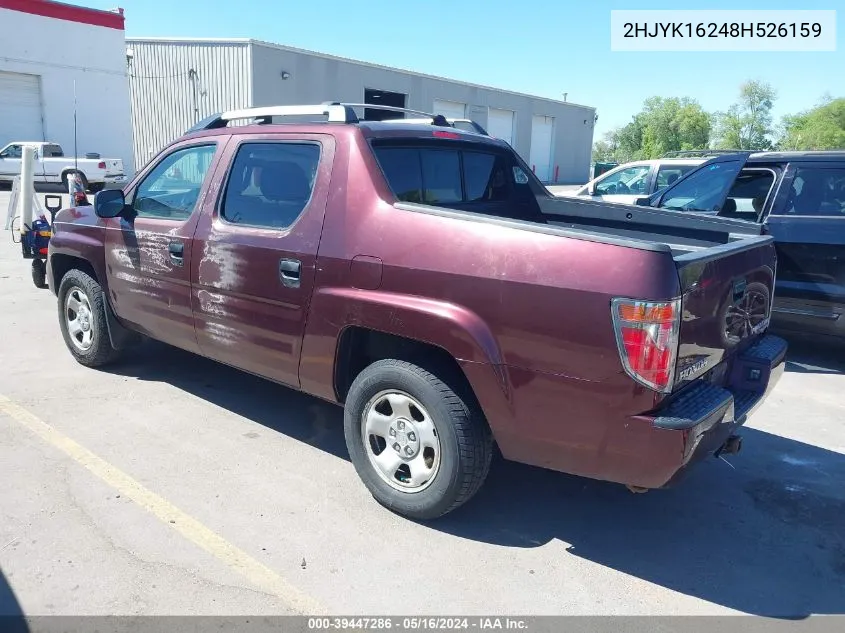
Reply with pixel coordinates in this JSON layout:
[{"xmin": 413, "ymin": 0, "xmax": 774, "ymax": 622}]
[
  {"xmin": 672, "ymin": 235, "xmax": 777, "ymax": 391},
  {"xmin": 104, "ymin": 158, "xmax": 124, "ymax": 175}
]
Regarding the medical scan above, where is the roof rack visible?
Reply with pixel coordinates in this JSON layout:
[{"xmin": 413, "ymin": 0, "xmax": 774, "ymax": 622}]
[
  {"xmin": 185, "ymin": 102, "xmax": 450, "ymax": 134},
  {"xmin": 379, "ymin": 116, "xmax": 489, "ymax": 135},
  {"xmin": 660, "ymin": 149, "xmax": 744, "ymax": 158}
]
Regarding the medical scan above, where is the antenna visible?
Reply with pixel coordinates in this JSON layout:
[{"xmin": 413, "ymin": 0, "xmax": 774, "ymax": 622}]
[{"xmin": 73, "ymin": 80, "xmax": 78, "ymax": 172}]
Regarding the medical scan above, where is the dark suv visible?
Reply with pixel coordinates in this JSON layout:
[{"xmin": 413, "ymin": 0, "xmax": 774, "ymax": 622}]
[{"xmin": 641, "ymin": 151, "xmax": 845, "ymax": 342}]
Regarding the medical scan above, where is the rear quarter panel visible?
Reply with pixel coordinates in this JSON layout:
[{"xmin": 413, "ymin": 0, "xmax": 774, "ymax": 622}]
[{"xmin": 298, "ymin": 131, "xmax": 682, "ymax": 475}]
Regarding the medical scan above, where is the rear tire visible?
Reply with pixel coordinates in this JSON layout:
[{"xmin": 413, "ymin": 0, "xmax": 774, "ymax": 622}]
[
  {"xmin": 31, "ymin": 259, "xmax": 47, "ymax": 289},
  {"xmin": 343, "ymin": 359, "xmax": 493, "ymax": 520},
  {"xmin": 57, "ymin": 269, "xmax": 123, "ymax": 367}
]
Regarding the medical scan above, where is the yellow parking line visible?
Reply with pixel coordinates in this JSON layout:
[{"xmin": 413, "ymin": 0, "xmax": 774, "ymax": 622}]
[{"xmin": 0, "ymin": 393, "xmax": 325, "ymax": 615}]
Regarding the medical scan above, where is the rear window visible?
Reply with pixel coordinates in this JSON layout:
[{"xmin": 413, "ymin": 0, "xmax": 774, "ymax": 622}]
[{"xmin": 372, "ymin": 143, "xmax": 528, "ymax": 206}]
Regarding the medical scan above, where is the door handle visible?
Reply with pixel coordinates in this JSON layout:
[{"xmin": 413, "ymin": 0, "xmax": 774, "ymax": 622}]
[
  {"xmin": 279, "ymin": 258, "xmax": 301, "ymax": 288},
  {"xmin": 168, "ymin": 241, "xmax": 184, "ymax": 266}
]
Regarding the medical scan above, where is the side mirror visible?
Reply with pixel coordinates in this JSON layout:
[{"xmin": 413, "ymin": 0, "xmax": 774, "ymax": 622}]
[
  {"xmin": 587, "ymin": 182, "xmax": 596, "ymax": 196},
  {"xmin": 94, "ymin": 188, "xmax": 127, "ymax": 218}
]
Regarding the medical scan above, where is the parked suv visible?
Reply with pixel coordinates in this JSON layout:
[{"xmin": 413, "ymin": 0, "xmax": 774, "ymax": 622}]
[
  {"xmin": 47, "ymin": 103, "xmax": 786, "ymax": 520},
  {"xmin": 639, "ymin": 151, "xmax": 845, "ymax": 342},
  {"xmin": 563, "ymin": 157, "xmax": 704, "ymax": 204}
]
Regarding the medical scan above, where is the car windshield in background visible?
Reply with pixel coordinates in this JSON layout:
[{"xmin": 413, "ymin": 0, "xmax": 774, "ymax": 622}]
[
  {"xmin": 595, "ymin": 165, "xmax": 650, "ymax": 195},
  {"xmin": 659, "ymin": 160, "xmax": 744, "ymax": 213}
]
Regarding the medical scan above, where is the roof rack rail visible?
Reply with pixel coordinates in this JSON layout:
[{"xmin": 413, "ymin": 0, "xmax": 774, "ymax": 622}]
[
  {"xmin": 661, "ymin": 149, "xmax": 745, "ymax": 158},
  {"xmin": 184, "ymin": 102, "xmax": 450, "ymax": 134}
]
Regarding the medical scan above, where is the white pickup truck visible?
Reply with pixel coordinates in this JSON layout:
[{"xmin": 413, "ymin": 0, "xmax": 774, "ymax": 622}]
[{"xmin": 0, "ymin": 141, "xmax": 126, "ymax": 192}]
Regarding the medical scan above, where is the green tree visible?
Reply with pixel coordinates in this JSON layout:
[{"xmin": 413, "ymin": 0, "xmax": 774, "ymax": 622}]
[
  {"xmin": 592, "ymin": 130, "xmax": 619, "ymax": 162},
  {"xmin": 713, "ymin": 80, "xmax": 777, "ymax": 150},
  {"xmin": 778, "ymin": 97, "xmax": 845, "ymax": 150},
  {"xmin": 638, "ymin": 97, "xmax": 711, "ymax": 158},
  {"xmin": 592, "ymin": 97, "xmax": 711, "ymax": 163}
]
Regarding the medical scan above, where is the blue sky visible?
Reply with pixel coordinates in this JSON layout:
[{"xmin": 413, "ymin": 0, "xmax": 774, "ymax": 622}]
[{"xmin": 86, "ymin": 0, "xmax": 842, "ymax": 140}]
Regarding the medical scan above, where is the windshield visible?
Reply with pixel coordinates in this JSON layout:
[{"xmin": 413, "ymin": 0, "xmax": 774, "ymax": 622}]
[
  {"xmin": 594, "ymin": 165, "xmax": 650, "ymax": 196},
  {"xmin": 658, "ymin": 160, "xmax": 744, "ymax": 213}
]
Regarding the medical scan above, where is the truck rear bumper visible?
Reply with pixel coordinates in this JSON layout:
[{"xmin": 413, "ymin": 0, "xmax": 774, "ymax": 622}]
[
  {"xmin": 104, "ymin": 175, "xmax": 127, "ymax": 186},
  {"xmin": 636, "ymin": 333, "xmax": 787, "ymax": 488},
  {"xmin": 488, "ymin": 334, "xmax": 787, "ymax": 490}
]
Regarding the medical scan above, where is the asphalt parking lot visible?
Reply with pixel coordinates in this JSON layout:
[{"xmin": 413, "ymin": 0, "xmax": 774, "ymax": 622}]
[{"xmin": 1, "ymin": 189, "xmax": 843, "ymax": 618}]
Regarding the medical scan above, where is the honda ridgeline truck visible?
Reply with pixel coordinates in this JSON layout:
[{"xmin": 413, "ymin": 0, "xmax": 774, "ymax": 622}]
[{"xmin": 45, "ymin": 103, "xmax": 787, "ymax": 520}]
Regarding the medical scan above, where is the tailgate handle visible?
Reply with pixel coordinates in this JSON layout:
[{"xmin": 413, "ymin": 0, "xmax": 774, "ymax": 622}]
[{"xmin": 279, "ymin": 258, "xmax": 301, "ymax": 288}]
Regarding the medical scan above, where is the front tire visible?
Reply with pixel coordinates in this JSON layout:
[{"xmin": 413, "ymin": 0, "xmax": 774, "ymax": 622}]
[
  {"xmin": 57, "ymin": 269, "xmax": 123, "ymax": 367},
  {"xmin": 344, "ymin": 359, "xmax": 493, "ymax": 520}
]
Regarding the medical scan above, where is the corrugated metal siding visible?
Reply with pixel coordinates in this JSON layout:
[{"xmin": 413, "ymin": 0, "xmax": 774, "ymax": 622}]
[{"xmin": 127, "ymin": 40, "xmax": 250, "ymax": 172}]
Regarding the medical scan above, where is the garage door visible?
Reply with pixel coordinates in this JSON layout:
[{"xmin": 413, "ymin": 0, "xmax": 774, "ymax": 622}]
[
  {"xmin": 0, "ymin": 71, "xmax": 44, "ymax": 147},
  {"xmin": 529, "ymin": 115, "xmax": 554, "ymax": 183},
  {"xmin": 487, "ymin": 108, "xmax": 514, "ymax": 146},
  {"xmin": 432, "ymin": 99, "xmax": 466, "ymax": 121}
]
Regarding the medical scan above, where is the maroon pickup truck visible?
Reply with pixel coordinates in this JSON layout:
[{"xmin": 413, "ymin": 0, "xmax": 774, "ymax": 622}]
[{"xmin": 46, "ymin": 103, "xmax": 787, "ymax": 520}]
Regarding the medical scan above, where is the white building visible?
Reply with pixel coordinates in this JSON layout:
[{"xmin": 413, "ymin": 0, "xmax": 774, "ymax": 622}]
[
  {"xmin": 126, "ymin": 38, "xmax": 597, "ymax": 184},
  {"xmin": 0, "ymin": 0, "xmax": 135, "ymax": 174}
]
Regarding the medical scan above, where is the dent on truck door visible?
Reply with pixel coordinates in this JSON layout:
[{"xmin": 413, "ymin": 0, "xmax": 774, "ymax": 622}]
[
  {"xmin": 191, "ymin": 134, "xmax": 334, "ymax": 388},
  {"xmin": 104, "ymin": 141, "xmax": 225, "ymax": 353},
  {"xmin": 766, "ymin": 163, "xmax": 845, "ymax": 334}
]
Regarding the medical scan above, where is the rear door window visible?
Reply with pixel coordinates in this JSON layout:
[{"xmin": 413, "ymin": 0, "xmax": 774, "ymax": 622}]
[
  {"xmin": 655, "ymin": 164, "xmax": 695, "ymax": 191},
  {"xmin": 222, "ymin": 142, "xmax": 321, "ymax": 229},
  {"xmin": 776, "ymin": 167, "xmax": 845, "ymax": 217}
]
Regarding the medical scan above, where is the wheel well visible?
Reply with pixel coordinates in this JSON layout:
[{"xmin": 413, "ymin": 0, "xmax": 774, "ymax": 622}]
[
  {"xmin": 60, "ymin": 169, "xmax": 87, "ymax": 185},
  {"xmin": 50, "ymin": 254, "xmax": 98, "ymax": 291},
  {"xmin": 334, "ymin": 327, "xmax": 480, "ymax": 409}
]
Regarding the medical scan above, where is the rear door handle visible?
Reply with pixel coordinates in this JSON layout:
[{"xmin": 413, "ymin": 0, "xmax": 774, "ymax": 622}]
[
  {"xmin": 279, "ymin": 258, "xmax": 301, "ymax": 288},
  {"xmin": 168, "ymin": 241, "xmax": 184, "ymax": 266}
]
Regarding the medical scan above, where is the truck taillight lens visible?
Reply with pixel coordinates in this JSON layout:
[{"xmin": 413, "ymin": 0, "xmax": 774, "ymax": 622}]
[
  {"xmin": 611, "ymin": 297, "xmax": 681, "ymax": 393},
  {"xmin": 98, "ymin": 161, "xmax": 106, "ymax": 169}
]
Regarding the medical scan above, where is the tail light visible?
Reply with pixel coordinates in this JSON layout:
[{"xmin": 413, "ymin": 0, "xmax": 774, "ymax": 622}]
[
  {"xmin": 98, "ymin": 161, "xmax": 106, "ymax": 169},
  {"xmin": 611, "ymin": 297, "xmax": 681, "ymax": 393}
]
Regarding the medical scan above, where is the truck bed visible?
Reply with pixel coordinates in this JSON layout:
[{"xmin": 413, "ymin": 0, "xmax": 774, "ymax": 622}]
[{"xmin": 537, "ymin": 195, "xmax": 766, "ymax": 257}]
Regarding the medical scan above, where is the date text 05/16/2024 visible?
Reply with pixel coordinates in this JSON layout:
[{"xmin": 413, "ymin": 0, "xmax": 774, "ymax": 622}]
[{"xmin": 308, "ymin": 617, "xmax": 529, "ymax": 630}]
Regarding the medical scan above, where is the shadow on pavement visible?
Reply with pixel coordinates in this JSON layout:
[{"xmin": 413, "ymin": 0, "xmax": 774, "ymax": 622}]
[
  {"xmin": 781, "ymin": 334, "xmax": 845, "ymax": 376},
  {"xmin": 0, "ymin": 567, "xmax": 27, "ymax": 631},
  {"xmin": 106, "ymin": 341, "xmax": 349, "ymax": 461},
  {"xmin": 436, "ymin": 428, "xmax": 845, "ymax": 618},
  {"xmin": 107, "ymin": 340, "xmax": 844, "ymax": 618}
]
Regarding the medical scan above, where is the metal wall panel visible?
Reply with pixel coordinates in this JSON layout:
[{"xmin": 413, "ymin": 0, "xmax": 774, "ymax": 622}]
[
  {"xmin": 127, "ymin": 39, "xmax": 596, "ymax": 184},
  {"xmin": 127, "ymin": 40, "xmax": 251, "ymax": 172},
  {"xmin": 250, "ymin": 40, "xmax": 596, "ymax": 183}
]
